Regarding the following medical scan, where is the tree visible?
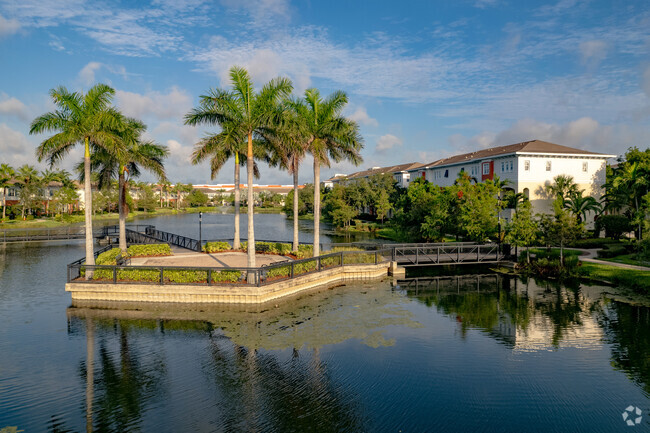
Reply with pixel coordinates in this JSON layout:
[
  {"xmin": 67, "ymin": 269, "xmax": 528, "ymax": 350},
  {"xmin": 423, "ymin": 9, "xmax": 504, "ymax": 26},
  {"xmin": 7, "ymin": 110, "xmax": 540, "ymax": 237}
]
[
  {"xmin": 0, "ymin": 163, "xmax": 15, "ymax": 222},
  {"xmin": 187, "ymin": 189, "xmax": 209, "ymax": 207},
  {"xmin": 545, "ymin": 174, "xmax": 579, "ymax": 211},
  {"xmin": 595, "ymin": 214, "xmax": 632, "ymax": 239},
  {"xmin": 31, "ymin": 84, "xmax": 124, "ymax": 273},
  {"xmin": 564, "ymin": 190, "xmax": 602, "ymax": 224},
  {"xmin": 505, "ymin": 200, "xmax": 537, "ymax": 263},
  {"xmin": 185, "ymin": 120, "xmax": 248, "ymax": 249},
  {"xmin": 81, "ymin": 116, "xmax": 167, "ymax": 251},
  {"xmin": 539, "ymin": 210, "xmax": 583, "ymax": 266},
  {"xmin": 185, "ymin": 66, "xmax": 292, "ymax": 272},
  {"xmin": 16, "ymin": 165, "xmax": 42, "ymax": 219},
  {"xmin": 375, "ymin": 189, "xmax": 392, "ymax": 223},
  {"xmin": 453, "ymin": 173, "xmax": 501, "ymax": 242},
  {"xmin": 290, "ymin": 88, "xmax": 363, "ymax": 256},
  {"xmin": 52, "ymin": 186, "xmax": 78, "ymax": 215},
  {"xmin": 611, "ymin": 160, "xmax": 649, "ymax": 239},
  {"xmin": 137, "ymin": 184, "xmax": 158, "ymax": 212}
]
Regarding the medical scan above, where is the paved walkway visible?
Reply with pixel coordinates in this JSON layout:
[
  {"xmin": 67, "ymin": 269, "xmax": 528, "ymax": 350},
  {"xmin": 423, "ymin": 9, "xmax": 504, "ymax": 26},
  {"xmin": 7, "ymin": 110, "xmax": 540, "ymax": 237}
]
[
  {"xmin": 576, "ymin": 248, "xmax": 650, "ymax": 271},
  {"xmin": 130, "ymin": 251, "xmax": 291, "ymax": 268}
]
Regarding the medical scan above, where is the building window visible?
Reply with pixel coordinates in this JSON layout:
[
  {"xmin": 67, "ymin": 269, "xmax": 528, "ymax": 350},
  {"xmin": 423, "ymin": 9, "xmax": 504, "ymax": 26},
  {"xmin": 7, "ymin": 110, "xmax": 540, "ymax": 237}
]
[
  {"xmin": 444, "ymin": 169, "xmax": 449, "ymax": 178},
  {"xmin": 482, "ymin": 163, "xmax": 490, "ymax": 175},
  {"xmin": 509, "ymin": 161, "xmax": 514, "ymax": 171},
  {"xmin": 524, "ymin": 160, "xmax": 530, "ymax": 171},
  {"xmin": 546, "ymin": 161, "xmax": 552, "ymax": 171},
  {"xmin": 8, "ymin": 188, "xmax": 16, "ymax": 197},
  {"xmin": 582, "ymin": 162, "xmax": 588, "ymax": 172},
  {"xmin": 523, "ymin": 188, "xmax": 529, "ymax": 199}
]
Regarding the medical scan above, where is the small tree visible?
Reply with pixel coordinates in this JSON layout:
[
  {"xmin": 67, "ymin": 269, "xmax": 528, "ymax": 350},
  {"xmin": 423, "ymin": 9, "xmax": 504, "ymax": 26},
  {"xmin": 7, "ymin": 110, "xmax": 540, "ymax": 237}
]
[
  {"xmin": 505, "ymin": 200, "xmax": 536, "ymax": 263},
  {"xmin": 375, "ymin": 189, "xmax": 392, "ymax": 223},
  {"xmin": 137, "ymin": 185, "xmax": 157, "ymax": 212},
  {"xmin": 543, "ymin": 210, "xmax": 583, "ymax": 266},
  {"xmin": 187, "ymin": 189, "xmax": 209, "ymax": 207}
]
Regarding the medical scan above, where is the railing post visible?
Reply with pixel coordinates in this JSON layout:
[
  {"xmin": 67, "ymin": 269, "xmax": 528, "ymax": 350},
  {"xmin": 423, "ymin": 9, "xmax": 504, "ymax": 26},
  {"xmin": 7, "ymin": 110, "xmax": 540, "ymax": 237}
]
[
  {"xmin": 415, "ymin": 247, "xmax": 419, "ymax": 265},
  {"xmin": 375, "ymin": 251, "xmax": 378, "ymax": 264},
  {"xmin": 291, "ymin": 262, "xmax": 294, "ymax": 278},
  {"xmin": 257, "ymin": 270, "xmax": 261, "ymax": 287},
  {"xmin": 318, "ymin": 256, "xmax": 321, "ymax": 272},
  {"xmin": 340, "ymin": 251, "xmax": 343, "ymax": 267},
  {"xmin": 113, "ymin": 267, "xmax": 117, "ymax": 283},
  {"xmin": 457, "ymin": 246, "xmax": 460, "ymax": 262},
  {"xmin": 436, "ymin": 247, "xmax": 440, "ymax": 263},
  {"xmin": 391, "ymin": 247, "xmax": 395, "ymax": 262},
  {"xmin": 477, "ymin": 245, "xmax": 480, "ymax": 261},
  {"xmin": 208, "ymin": 269, "xmax": 212, "ymax": 286},
  {"xmin": 159, "ymin": 267, "xmax": 164, "ymax": 285}
]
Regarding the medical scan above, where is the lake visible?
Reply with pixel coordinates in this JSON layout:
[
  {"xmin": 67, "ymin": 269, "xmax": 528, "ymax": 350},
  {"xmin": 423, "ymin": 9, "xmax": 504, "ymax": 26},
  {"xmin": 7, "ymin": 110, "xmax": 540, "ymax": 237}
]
[{"xmin": 1, "ymin": 213, "xmax": 649, "ymax": 432}]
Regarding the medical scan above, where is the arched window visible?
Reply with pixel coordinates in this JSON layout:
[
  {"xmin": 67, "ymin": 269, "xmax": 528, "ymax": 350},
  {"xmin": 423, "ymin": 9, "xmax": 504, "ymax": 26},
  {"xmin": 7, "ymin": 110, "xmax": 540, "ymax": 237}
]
[{"xmin": 523, "ymin": 188, "xmax": 529, "ymax": 199}]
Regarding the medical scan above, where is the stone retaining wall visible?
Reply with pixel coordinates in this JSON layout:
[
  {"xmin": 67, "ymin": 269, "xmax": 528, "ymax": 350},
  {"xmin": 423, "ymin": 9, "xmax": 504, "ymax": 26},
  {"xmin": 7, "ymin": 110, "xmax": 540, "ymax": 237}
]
[{"xmin": 65, "ymin": 263, "xmax": 389, "ymax": 304}]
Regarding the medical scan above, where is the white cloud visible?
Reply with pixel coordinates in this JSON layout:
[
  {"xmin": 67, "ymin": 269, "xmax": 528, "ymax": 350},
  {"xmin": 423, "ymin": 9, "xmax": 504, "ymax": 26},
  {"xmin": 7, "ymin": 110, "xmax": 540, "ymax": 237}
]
[
  {"xmin": 474, "ymin": 0, "xmax": 500, "ymax": 9},
  {"xmin": 0, "ymin": 124, "xmax": 37, "ymax": 167},
  {"xmin": 376, "ymin": 134, "xmax": 403, "ymax": 153},
  {"xmin": 0, "ymin": 94, "xmax": 29, "ymax": 121},
  {"xmin": 0, "ymin": 13, "xmax": 20, "ymax": 38},
  {"xmin": 219, "ymin": 0, "xmax": 291, "ymax": 26},
  {"xmin": 115, "ymin": 87, "xmax": 193, "ymax": 121},
  {"xmin": 347, "ymin": 107, "xmax": 378, "ymax": 127},
  {"xmin": 447, "ymin": 116, "xmax": 650, "ymax": 158},
  {"xmin": 579, "ymin": 40, "xmax": 608, "ymax": 68},
  {"xmin": 78, "ymin": 62, "xmax": 103, "ymax": 86}
]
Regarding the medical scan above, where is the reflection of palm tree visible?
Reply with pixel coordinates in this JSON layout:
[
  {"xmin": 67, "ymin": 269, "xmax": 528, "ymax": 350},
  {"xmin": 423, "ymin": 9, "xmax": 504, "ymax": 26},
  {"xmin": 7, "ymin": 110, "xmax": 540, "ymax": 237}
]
[
  {"xmin": 78, "ymin": 320, "xmax": 166, "ymax": 433},
  {"xmin": 598, "ymin": 302, "xmax": 650, "ymax": 395}
]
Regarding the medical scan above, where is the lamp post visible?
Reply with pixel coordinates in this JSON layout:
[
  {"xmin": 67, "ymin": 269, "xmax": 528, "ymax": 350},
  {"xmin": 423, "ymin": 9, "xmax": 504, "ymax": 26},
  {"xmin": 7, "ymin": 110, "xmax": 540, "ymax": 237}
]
[{"xmin": 199, "ymin": 211, "xmax": 203, "ymax": 251}]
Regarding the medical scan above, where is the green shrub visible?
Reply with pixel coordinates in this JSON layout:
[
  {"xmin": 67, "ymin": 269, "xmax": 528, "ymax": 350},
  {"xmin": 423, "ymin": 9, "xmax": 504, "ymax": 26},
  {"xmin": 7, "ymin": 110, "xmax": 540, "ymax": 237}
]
[
  {"xmin": 117, "ymin": 268, "xmax": 160, "ymax": 282},
  {"xmin": 211, "ymin": 270, "xmax": 242, "ymax": 283},
  {"xmin": 266, "ymin": 264, "xmax": 291, "ymax": 279},
  {"xmin": 595, "ymin": 215, "xmax": 632, "ymax": 240},
  {"xmin": 165, "ymin": 269, "xmax": 207, "ymax": 283},
  {"xmin": 296, "ymin": 244, "xmax": 314, "ymax": 259},
  {"xmin": 239, "ymin": 241, "xmax": 293, "ymax": 255},
  {"xmin": 126, "ymin": 243, "xmax": 172, "ymax": 257},
  {"xmin": 96, "ymin": 248, "xmax": 122, "ymax": 265},
  {"xmin": 569, "ymin": 238, "xmax": 622, "ymax": 249},
  {"xmin": 203, "ymin": 241, "xmax": 231, "ymax": 253},
  {"xmin": 597, "ymin": 245, "xmax": 628, "ymax": 258}
]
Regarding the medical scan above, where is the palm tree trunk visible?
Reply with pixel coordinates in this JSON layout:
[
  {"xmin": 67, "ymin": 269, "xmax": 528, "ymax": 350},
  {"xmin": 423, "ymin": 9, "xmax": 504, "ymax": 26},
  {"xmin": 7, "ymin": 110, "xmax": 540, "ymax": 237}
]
[
  {"xmin": 246, "ymin": 132, "xmax": 256, "ymax": 275},
  {"xmin": 313, "ymin": 157, "xmax": 320, "ymax": 257},
  {"xmin": 234, "ymin": 153, "xmax": 241, "ymax": 250},
  {"xmin": 84, "ymin": 137, "xmax": 95, "ymax": 277},
  {"xmin": 292, "ymin": 160, "xmax": 299, "ymax": 252},
  {"xmin": 159, "ymin": 185, "xmax": 163, "ymax": 208},
  {"xmin": 118, "ymin": 168, "xmax": 127, "ymax": 253},
  {"xmin": 2, "ymin": 187, "xmax": 6, "ymax": 221}
]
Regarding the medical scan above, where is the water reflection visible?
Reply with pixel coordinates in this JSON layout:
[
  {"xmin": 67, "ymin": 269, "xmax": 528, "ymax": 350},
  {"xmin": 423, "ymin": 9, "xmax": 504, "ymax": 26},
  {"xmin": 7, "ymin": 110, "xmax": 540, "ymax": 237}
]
[{"xmin": 396, "ymin": 274, "xmax": 605, "ymax": 352}]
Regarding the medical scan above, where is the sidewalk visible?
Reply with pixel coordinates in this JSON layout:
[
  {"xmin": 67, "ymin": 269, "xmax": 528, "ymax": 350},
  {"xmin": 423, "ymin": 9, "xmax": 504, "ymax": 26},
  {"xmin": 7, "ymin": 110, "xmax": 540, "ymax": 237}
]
[{"xmin": 577, "ymin": 248, "xmax": 650, "ymax": 271}]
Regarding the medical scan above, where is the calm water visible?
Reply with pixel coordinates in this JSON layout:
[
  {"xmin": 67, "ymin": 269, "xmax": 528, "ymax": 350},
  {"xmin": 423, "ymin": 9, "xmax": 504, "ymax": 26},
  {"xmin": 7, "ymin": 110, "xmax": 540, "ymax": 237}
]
[{"xmin": 1, "ymin": 215, "xmax": 650, "ymax": 432}]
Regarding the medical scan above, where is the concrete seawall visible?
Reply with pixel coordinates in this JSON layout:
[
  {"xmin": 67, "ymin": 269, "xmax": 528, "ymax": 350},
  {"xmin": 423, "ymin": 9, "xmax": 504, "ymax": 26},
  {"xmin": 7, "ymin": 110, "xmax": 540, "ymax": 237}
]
[{"xmin": 66, "ymin": 262, "xmax": 390, "ymax": 304}]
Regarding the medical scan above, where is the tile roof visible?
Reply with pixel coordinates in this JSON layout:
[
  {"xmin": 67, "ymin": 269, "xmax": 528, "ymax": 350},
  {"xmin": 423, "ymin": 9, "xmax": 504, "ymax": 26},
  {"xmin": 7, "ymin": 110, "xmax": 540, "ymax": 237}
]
[
  {"xmin": 415, "ymin": 140, "xmax": 614, "ymax": 169},
  {"xmin": 344, "ymin": 162, "xmax": 424, "ymax": 180}
]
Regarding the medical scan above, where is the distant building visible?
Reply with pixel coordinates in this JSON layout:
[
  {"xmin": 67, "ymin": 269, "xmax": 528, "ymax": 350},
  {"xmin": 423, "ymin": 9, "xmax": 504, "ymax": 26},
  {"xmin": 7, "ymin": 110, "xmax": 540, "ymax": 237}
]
[
  {"xmin": 331, "ymin": 162, "xmax": 425, "ymax": 188},
  {"xmin": 406, "ymin": 140, "xmax": 615, "ymax": 226}
]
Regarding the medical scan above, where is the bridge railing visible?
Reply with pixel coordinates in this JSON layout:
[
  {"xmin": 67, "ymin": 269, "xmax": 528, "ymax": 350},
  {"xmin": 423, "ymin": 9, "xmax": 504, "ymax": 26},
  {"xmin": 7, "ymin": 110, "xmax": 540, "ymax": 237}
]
[
  {"xmin": 392, "ymin": 243, "xmax": 502, "ymax": 265},
  {"xmin": 67, "ymin": 248, "xmax": 392, "ymax": 287},
  {"xmin": 1, "ymin": 226, "xmax": 87, "ymax": 242}
]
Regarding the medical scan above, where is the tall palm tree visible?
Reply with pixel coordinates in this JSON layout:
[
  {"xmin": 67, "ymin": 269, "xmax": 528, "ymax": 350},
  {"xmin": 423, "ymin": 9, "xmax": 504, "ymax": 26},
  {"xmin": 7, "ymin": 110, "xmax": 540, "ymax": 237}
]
[
  {"xmin": 0, "ymin": 163, "xmax": 15, "ymax": 222},
  {"xmin": 189, "ymin": 122, "xmax": 248, "ymax": 249},
  {"xmin": 185, "ymin": 66, "xmax": 292, "ymax": 270},
  {"xmin": 263, "ymin": 110, "xmax": 308, "ymax": 252},
  {"xmin": 81, "ymin": 116, "xmax": 167, "ymax": 252},
  {"xmin": 564, "ymin": 190, "xmax": 602, "ymax": 224},
  {"xmin": 31, "ymin": 84, "xmax": 124, "ymax": 273},
  {"xmin": 290, "ymin": 89, "xmax": 363, "ymax": 256}
]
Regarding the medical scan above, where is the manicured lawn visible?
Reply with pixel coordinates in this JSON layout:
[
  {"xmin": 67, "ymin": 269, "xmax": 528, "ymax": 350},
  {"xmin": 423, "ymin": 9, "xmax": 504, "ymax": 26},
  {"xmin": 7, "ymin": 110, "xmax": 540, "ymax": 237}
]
[
  {"xmin": 600, "ymin": 254, "xmax": 650, "ymax": 268},
  {"xmin": 579, "ymin": 262, "xmax": 650, "ymax": 294}
]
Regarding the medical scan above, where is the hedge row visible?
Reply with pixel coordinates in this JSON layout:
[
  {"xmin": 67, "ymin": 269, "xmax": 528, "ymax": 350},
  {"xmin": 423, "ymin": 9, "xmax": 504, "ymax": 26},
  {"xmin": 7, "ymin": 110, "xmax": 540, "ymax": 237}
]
[
  {"xmin": 90, "ymin": 266, "xmax": 242, "ymax": 284},
  {"xmin": 126, "ymin": 243, "xmax": 172, "ymax": 257},
  {"xmin": 203, "ymin": 241, "xmax": 232, "ymax": 253}
]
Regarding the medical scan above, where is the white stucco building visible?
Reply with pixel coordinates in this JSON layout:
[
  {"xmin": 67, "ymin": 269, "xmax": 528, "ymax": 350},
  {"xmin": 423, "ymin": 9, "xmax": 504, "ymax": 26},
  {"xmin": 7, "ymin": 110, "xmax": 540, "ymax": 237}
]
[
  {"xmin": 331, "ymin": 162, "xmax": 425, "ymax": 188},
  {"xmin": 406, "ymin": 140, "xmax": 616, "ymax": 225}
]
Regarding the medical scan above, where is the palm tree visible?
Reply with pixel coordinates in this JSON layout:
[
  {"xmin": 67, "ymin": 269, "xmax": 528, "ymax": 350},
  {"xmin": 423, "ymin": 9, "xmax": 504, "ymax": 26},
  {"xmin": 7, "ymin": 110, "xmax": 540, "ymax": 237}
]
[
  {"xmin": 31, "ymin": 84, "xmax": 124, "ymax": 273},
  {"xmin": 0, "ymin": 163, "xmax": 15, "ymax": 222},
  {"xmin": 188, "ymin": 122, "xmax": 248, "ymax": 249},
  {"xmin": 289, "ymin": 89, "xmax": 363, "ymax": 256},
  {"xmin": 185, "ymin": 66, "xmax": 292, "ymax": 270},
  {"xmin": 264, "ymin": 110, "xmax": 308, "ymax": 252},
  {"xmin": 611, "ymin": 161, "xmax": 649, "ymax": 238},
  {"xmin": 504, "ymin": 190, "xmax": 527, "ymax": 210},
  {"xmin": 81, "ymin": 116, "xmax": 167, "ymax": 252},
  {"xmin": 545, "ymin": 174, "xmax": 579, "ymax": 211},
  {"xmin": 564, "ymin": 190, "xmax": 602, "ymax": 224}
]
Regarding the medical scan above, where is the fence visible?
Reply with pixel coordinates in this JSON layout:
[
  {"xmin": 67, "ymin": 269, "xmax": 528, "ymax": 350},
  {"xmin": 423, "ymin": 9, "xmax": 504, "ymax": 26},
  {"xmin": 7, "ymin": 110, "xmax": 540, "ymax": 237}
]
[
  {"xmin": 67, "ymin": 248, "xmax": 392, "ymax": 287},
  {"xmin": 391, "ymin": 243, "xmax": 502, "ymax": 266}
]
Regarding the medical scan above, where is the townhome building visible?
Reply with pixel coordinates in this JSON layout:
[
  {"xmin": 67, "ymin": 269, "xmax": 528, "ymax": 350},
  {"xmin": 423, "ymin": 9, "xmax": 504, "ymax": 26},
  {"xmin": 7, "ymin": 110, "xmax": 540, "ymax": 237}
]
[{"xmin": 406, "ymin": 140, "xmax": 616, "ymax": 226}]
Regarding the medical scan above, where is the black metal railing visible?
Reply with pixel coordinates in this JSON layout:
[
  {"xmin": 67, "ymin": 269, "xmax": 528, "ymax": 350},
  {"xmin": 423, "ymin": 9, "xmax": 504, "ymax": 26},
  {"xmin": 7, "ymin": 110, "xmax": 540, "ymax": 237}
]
[
  {"xmin": 144, "ymin": 226, "xmax": 201, "ymax": 251},
  {"xmin": 67, "ymin": 248, "xmax": 392, "ymax": 287},
  {"xmin": 391, "ymin": 243, "xmax": 502, "ymax": 266}
]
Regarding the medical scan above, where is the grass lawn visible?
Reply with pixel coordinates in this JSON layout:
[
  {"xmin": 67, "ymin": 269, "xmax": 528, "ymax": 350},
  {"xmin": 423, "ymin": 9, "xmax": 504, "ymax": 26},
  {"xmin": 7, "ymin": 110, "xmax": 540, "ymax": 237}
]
[
  {"xmin": 600, "ymin": 253, "xmax": 650, "ymax": 268},
  {"xmin": 579, "ymin": 262, "xmax": 650, "ymax": 294}
]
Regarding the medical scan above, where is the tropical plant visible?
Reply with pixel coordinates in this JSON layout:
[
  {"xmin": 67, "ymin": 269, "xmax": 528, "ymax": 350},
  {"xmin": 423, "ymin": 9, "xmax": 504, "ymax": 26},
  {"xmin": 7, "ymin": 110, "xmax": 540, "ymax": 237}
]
[
  {"xmin": 185, "ymin": 66, "xmax": 292, "ymax": 271},
  {"xmin": 0, "ymin": 163, "xmax": 15, "ymax": 222},
  {"xmin": 289, "ymin": 88, "xmax": 363, "ymax": 256},
  {"xmin": 564, "ymin": 190, "xmax": 602, "ymax": 224},
  {"xmin": 611, "ymin": 160, "xmax": 649, "ymax": 239},
  {"xmin": 91, "ymin": 116, "xmax": 166, "ymax": 250},
  {"xmin": 545, "ymin": 174, "xmax": 579, "ymax": 211},
  {"xmin": 16, "ymin": 164, "xmax": 42, "ymax": 219},
  {"xmin": 505, "ymin": 200, "xmax": 537, "ymax": 263},
  {"xmin": 31, "ymin": 84, "xmax": 124, "ymax": 273}
]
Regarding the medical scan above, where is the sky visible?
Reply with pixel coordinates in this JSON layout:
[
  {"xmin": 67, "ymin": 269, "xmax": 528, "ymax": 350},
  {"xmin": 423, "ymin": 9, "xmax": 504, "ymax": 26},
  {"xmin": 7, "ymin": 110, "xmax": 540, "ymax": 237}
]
[{"xmin": 0, "ymin": 0, "xmax": 649, "ymax": 185}]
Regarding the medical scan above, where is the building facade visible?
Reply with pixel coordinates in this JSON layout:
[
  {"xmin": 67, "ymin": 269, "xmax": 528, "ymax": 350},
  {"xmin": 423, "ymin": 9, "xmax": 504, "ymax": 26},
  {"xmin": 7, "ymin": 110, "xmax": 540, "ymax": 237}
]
[{"xmin": 407, "ymin": 140, "xmax": 615, "ymax": 226}]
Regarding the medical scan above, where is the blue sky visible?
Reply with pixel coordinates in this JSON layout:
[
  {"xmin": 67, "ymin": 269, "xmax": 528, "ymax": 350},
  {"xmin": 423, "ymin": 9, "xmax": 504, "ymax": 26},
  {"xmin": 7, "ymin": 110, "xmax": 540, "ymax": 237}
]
[{"xmin": 0, "ymin": 0, "xmax": 649, "ymax": 185}]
